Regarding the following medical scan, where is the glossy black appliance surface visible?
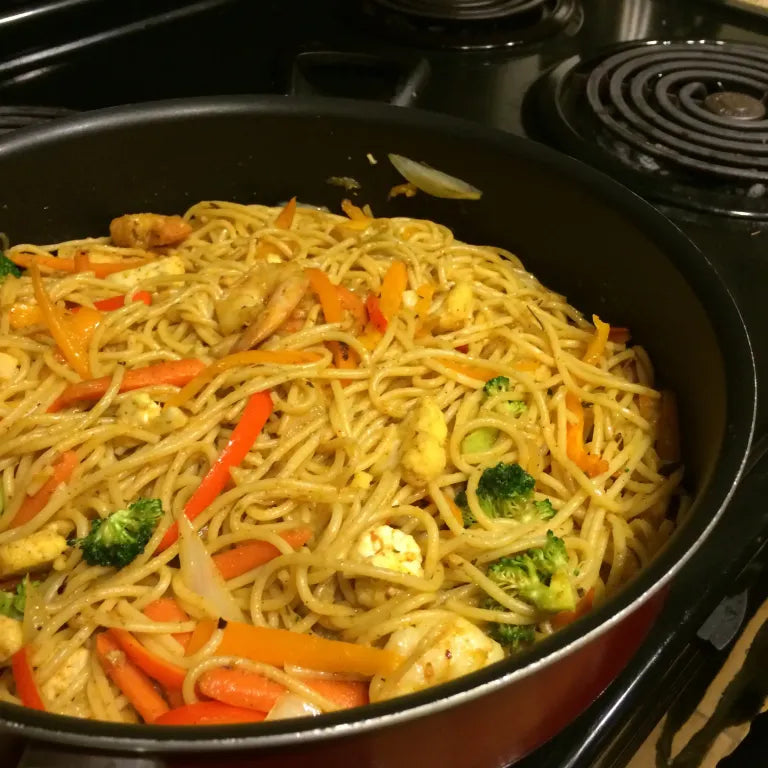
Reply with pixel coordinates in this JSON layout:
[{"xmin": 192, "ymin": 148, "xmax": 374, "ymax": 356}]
[{"xmin": 1, "ymin": 1, "xmax": 767, "ymax": 766}]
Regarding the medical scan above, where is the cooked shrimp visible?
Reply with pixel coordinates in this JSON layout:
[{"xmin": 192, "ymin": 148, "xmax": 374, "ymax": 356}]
[{"xmin": 109, "ymin": 213, "xmax": 191, "ymax": 249}]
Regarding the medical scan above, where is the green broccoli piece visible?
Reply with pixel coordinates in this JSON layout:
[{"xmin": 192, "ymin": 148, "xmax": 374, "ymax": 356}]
[
  {"xmin": 0, "ymin": 253, "xmax": 21, "ymax": 281},
  {"xmin": 453, "ymin": 463, "xmax": 557, "ymax": 525},
  {"xmin": 70, "ymin": 498, "xmax": 163, "ymax": 567},
  {"xmin": 482, "ymin": 376, "xmax": 527, "ymax": 415},
  {"xmin": 486, "ymin": 531, "xmax": 576, "ymax": 613},
  {"xmin": 492, "ymin": 622, "xmax": 536, "ymax": 650},
  {"xmin": 0, "ymin": 580, "xmax": 32, "ymax": 621}
]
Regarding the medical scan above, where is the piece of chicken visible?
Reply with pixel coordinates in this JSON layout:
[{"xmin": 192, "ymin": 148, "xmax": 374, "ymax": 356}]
[{"xmin": 109, "ymin": 213, "xmax": 191, "ymax": 249}]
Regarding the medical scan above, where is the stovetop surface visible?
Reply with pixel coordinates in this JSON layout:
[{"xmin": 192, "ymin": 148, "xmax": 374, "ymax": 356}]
[{"xmin": 1, "ymin": 1, "xmax": 768, "ymax": 765}]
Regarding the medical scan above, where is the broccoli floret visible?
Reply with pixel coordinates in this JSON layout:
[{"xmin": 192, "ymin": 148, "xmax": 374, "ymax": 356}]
[
  {"xmin": 0, "ymin": 253, "xmax": 21, "ymax": 281},
  {"xmin": 486, "ymin": 531, "xmax": 576, "ymax": 613},
  {"xmin": 70, "ymin": 498, "xmax": 163, "ymax": 567},
  {"xmin": 454, "ymin": 463, "xmax": 556, "ymax": 525},
  {"xmin": 482, "ymin": 376, "xmax": 527, "ymax": 415},
  {"xmin": 0, "ymin": 580, "xmax": 32, "ymax": 621},
  {"xmin": 492, "ymin": 622, "xmax": 536, "ymax": 650}
]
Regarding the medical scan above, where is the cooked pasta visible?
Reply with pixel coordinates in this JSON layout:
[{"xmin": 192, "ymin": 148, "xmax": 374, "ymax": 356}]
[{"xmin": 0, "ymin": 199, "xmax": 683, "ymax": 724}]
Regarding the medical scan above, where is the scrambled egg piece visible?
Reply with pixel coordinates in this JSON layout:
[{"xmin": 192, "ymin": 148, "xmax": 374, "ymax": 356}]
[
  {"xmin": 351, "ymin": 471, "xmax": 373, "ymax": 490},
  {"xmin": 401, "ymin": 397, "xmax": 448, "ymax": 485},
  {"xmin": 436, "ymin": 282, "xmax": 474, "ymax": 332},
  {"xmin": 117, "ymin": 393, "xmax": 188, "ymax": 434},
  {"xmin": 105, "ymin": 254, "xmax": 185, "ymax": 291},
  {"xmin": 0, "ymin": 615, "xmax": 23, "ymax": 662},
  {"xmin": 0, "ymin": 352, "xmax": 18, "ymax": 380},
  {"xmin": 378, "ymin": 617, "xmax": 504, "ymax": 698},
  {"xmin": 0, "ymin": 526, "xmax": 69, "ymax": 578},
  {"xmin": 42, "ymin": 648, "xmax": 89, "ymax": 703},
  {"xmin": 356, "ymin": 525, "xmax": 424, "ymax": 578}
]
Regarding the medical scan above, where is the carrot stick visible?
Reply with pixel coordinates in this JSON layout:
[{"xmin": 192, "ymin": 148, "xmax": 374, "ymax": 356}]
[
  {"xmin": 108, "ymin": 628, "xmax": 187, "ymax": 690},
  {"xmin": 153, "ymin": 701, "xmax": 266, "ymax": 726},
  {"xmin": 565, "ymin": 392, "xmax": 609, "ymax": 478},
  {"xmin": 156, "ymin": 390, "xmax": 273, "ymax": 552},
  {"xmin": 167, "ymin": 350, "xmax": 321, "ymax": 408},
  {"xmin": 583, "ymin": 315, "xmax": 610, "ymax": 366},
  {"xmin": 199, "ymin": 668, "xmax": 369, "ymax": 713},
  {"xmin": 551, "ymin": 588, "xmax": 595, "ymax": 630},
  {"xmin": 95, "ymin": 632, "xmax": 169, "ymax": 723},
  {"xmin": 274, "ymin": 197, "xmax": 297, "ymax": 229},
  {"xmin": 447, "ymin": 498, "xmax": 465, "ymax": 528},
  {"xmin": 11, "ymin": 647, "xmax": 45, "ymax": 710},
  {"xmin": 10, "ymin": 451, "xmax": 78, "ymax": 528},
  {"xmin": 10, "ymin": 251, "xmax": 150, "ymax": 278},
  {"xmin": 185, "ymin": 618, "xmax": 218, "ymax": 657},
  {"xmin": 657, "ymin": 390, "xmax": 680, "ymax": 463},
  {"xmin": 143, "ymin": 599, "xmax": 192, "ymax": 649},
  {"xmin": 48, "ymin": 359, "xmax": 206, "ymax": 413},
  {"xmin": 212, "ymin": 527, "xmax": 312, "ymax": 581},
  {"xmin": 217, "ymin": 622, "xmax": 402, "ymax": 677},
  {"xmin": 30, "ymin": 262, "xmax": 90, "ymax": 379},
  {"xmin": 379, "ymin": 261, "xmax": 407, "ymax": 321}
]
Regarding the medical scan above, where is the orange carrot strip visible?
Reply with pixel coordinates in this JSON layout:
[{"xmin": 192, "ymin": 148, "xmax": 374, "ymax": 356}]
[
  {"xmin": 565, "ymin": 392, "xmax": 609, "ymax": 478},
  {"xmin": 583, "ymin": 315, "xmax": 611, "ymax": 366},
  {"xmin": 217, "ymin": 622, "xmax": 402, "ymax": 677},
  {"xmin": 154, "ymin": 701, "xmax": 266, "ymax": 726},
  {"xmin": 274, "ymin": 197, "xmax": 297, "ymax": 229},
  {"xmin": 30, "ymin": 262, "xmax": 90, "ymax": 379},
  {"xmin": 12, "ymin": 647, "xmax": 45, "ymax": 711},
  {"xmin": 95, "ymin": 632, "xmax": 169, "ymax": 723},
  {"xmin": 199, "ymin": 668, "xmax": 368, "ymax": 713},
  {"xmin": 143, "ymin": 599, "xmax": 192, "ymax": 649},
  {"xmin": 379, "ymin": 261, "xmax": 407, "ymax": 321},
  {"xmin": 48, "ymin": 359, "xmax": 206, "ymax": 413},
  {"xmin": 109, "ymin": 628, "xmax": 187, "ymax": 690},
  {"xmin": 10, "ymin": 451, "xmax": 78, "ymax": 528},
  {"xmin": 185, "ymin": 619, "xmax": 218, "ymax": 658},
  {"xmin": 447, "ymin": 498, "xmax": 465, "ymax": 528},
  {"xmin": 10, "ymin": 251, "xmax": 150, "ymax": 278},
  {"xmin": 608, "ymin": 326, "xmax": 631, "ymax": 345},
  {"xmin": 212, "ymin": 528, "xmax": 312, "ymax": 581},
  {"xmin": 167, "ymin": 350, "xmax": 321, "ymax": 409},
  {"xmin": 551, "ymin": 588, "xmax": 595, "ymax": 630},
  {"xmin": 657, "ymin": 390, "xmax": 680, "ymax": 463}
]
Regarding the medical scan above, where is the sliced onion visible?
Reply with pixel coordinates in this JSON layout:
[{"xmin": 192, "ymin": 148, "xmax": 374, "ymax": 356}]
[
  {"xmin": 284, "ymin": 663, "xmax": 366, "ymax": 682},
  {"xmin": 177, "ymin": 515, "xmax": 243, "ymax": 623},
  {"xmin": 265, "ymin": 692, "xmax": 322, "ymax": 721},
  {"xmin": 388, "ymin": 154, "xmax": 482, "ymax": 200}
]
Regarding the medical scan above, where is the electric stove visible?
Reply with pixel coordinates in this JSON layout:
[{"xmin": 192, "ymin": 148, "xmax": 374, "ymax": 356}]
[{"xmin": 1, "ymin": 1, "xmax": 767, "ymax": 765}]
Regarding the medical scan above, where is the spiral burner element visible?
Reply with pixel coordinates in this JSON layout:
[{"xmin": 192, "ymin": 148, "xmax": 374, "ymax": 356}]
[
  {"xmin": 374, "ymin": 0, "xmax": 548, "ymax": 20},
  {"xmin": 586, "ymin": 42, "xmax": 768, "ymax": 183}
]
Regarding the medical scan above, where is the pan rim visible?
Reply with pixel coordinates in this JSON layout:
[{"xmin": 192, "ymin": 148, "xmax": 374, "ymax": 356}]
[{"xmin": 0, "ymin": 94, "xmax": 756, "ymax": 752}]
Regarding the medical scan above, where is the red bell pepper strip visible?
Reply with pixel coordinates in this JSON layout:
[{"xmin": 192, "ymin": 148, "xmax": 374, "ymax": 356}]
[
  {"xmin": 156, "ymin": 390, "xmax": 274, "ymax": 552},
  {"xmin": 153, "ymin": 701, "xmax": 267, "ymax": 726}
]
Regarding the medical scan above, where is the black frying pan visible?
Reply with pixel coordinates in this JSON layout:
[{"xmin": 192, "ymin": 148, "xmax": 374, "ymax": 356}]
[{"xmin": 0, "ymin": 97, "xmax": 755, "ymax": 768}]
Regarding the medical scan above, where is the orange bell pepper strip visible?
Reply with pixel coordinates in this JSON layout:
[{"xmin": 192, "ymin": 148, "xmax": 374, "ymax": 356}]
[
  {"xmin": 216, "ymin": 622, "xmax": 402, "ymax": 677},
  {"xmin": 9, "ymin": 451, "xmax": 78, "ymax": 528},
  {"xmin": 185, "ymin": 618, "xmax": 218, "ymax": 657},
  {"xmin": 341, "ymin": 199, "xmax": 371, "ymax": 223},
  {"xmin": 95, "ymin": 632, "xmax": 169, "ymax": 723},
  {"xmin": 212, "ymin": 527, "xmax": 312, "ymax": 581},
  {"xmin": 10, "ymin": 291, "xmax": 151, "ymax": 329},
  {"xmin": 337, "ymin": 285, "xmax": 367, "ymax": 335},
  {"xmin": 10, "ymin": 251, "xmax": 150, "ymax": 278},
  {"xmin": 379, "ymin": 261, "xmax": 407, "ymax": 321},
  {"xmin": 583, "ymin": 315, "xmax": 611, "ymax": 366},
  {"xmin": 444, "ymin": 360, "xmax": 494, "ymax": 381},
  {"xmin": 12, "ymin": 647, "xmax": 45, "ymax": 711},
  {"xmin": 306, "ymin": 268, "xmax": 357, "ymax": 370},
  {"xmin": 274, "ymin": 197, "xmax": 297, "ymax": 229},
  {"xmin": 388, "ymin": 182, "xmax": 418, "ymax": 200},
  {"xmin": 199, "ymin": 668, "xmax": 369, "ymax": 713},
  {"xmin": 551, "ymin": 588, "xmax": 595, "ymax": 630},
  {"xmin": 167, "ymin": 350, "xmax": 321, "ymax": 408},
  {"xmin": 565, "ymin": 392, "xmax": 609, "ymax": 478},
  {"xmin": 156, "ymin": 390, "xmax": 274, "ymax": 553},
  {"xmin": 48, "ymin": 359, "xmax": 206, "ymax": 412},
  {"xmin": 365, "ymin": 293, "xmax": 387, "ymax": 333},
  {"xmin": 87, "ymin": 291, "xmax": 152, "ymax": 312},
  {"xmin": 109, "ymin": 629, "xmax": 187, "ymax": 690},
  {"xmin": 30, "ymin": 262, "xmax": 90, "ymax": 379},
  {"xmin": 154, "ymin": 701, "xmax": 267, "ymax": 726},
  {"xmin": 143, "ymin": 598, "xmax": 192, "ymax": 649},
  {"xmin": 65, "ymin": 305, "xmax": 103, "ymax": 367}
]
